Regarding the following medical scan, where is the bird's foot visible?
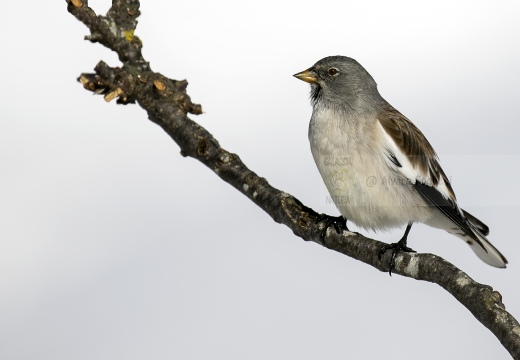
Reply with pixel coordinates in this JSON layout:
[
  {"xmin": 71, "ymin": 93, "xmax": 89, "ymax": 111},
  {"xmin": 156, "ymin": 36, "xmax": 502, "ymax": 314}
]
[
  {"xmin": 289, "ymin": 197, "xmax": 348, "ymax": 242},
  {"xmin": 317, "ymin": 214, "xmax": 349, "ymax": 242},
  {"xmin": 378, "ymin": 237, "xmax": 416, "ymax": 276}
]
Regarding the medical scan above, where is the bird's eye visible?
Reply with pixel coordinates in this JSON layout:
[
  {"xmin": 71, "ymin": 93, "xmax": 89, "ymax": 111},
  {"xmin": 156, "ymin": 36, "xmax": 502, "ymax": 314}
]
[{"xmin": 328, "ymin": 68, "xmax": 339, "ymax": 76}]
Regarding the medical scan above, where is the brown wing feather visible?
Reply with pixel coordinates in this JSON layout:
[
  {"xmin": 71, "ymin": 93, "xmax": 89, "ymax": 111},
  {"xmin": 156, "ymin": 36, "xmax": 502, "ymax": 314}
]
[
  {"xmin": 378, "ymin": 105, "xmax": 494, "ymax": 240},
  {"xmin": 377, "ymin": 104, "xmax": 456, "ymax": 200}
]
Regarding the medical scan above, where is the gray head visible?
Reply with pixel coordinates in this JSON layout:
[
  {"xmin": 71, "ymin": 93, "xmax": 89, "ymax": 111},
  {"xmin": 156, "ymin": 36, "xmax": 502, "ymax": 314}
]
[{"xmin": 294, "ymin": 56, "xmax": 383, "ymax": 111}]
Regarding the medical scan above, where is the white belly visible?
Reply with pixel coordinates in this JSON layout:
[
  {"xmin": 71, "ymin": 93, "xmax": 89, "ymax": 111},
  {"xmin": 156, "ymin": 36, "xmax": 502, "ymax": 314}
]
[{"xmin": 309, "ymin": 108, "xmax": 433, "ymax": 231}]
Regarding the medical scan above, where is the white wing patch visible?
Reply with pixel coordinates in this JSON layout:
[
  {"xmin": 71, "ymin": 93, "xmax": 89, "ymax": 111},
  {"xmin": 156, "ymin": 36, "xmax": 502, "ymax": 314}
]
[{"xmin": 376, "ymin": 120, "xmax": 455, "ymax": 203}]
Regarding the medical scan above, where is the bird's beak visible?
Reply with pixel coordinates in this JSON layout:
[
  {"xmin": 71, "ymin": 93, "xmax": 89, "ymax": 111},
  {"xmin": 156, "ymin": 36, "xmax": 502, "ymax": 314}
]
[{"xmin": 293, "ymin": 68, "xmax": 317, "ymax": 83}]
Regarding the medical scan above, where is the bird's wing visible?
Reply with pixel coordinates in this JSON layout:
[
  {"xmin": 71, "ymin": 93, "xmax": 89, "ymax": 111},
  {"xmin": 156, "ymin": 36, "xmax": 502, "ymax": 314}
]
[
  {"xmin": 376, "ymin": 104, "xmax": 480, "ymax": 241},
  {"xmin": 377, "ymin": 105, "xmax": 507, "ymax": 267},
  {"xmin": 377, "ymin": 105, "xmax": 454, "ymax": 195}
]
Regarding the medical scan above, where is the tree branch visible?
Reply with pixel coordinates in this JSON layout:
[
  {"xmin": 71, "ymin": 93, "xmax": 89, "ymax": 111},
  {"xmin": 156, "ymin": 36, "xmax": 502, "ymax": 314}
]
[{"xmin": 66, "ymin": 1, "xmax": 520, "ymax": 358}]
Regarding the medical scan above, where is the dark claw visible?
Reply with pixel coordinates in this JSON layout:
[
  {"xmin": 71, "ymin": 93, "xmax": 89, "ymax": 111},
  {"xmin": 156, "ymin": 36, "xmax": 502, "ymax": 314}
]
[
  {"xmin": 289, "ymin": 197, "xmax": 348, "ymax": 242},
  {"xmin": 317, "ymin": 214, "xmax": 349, "ymax": 242},
  {"xmin": 378, "ymin": 223, "xmax": 415, "ymax": 276},
  {"xmin": 378, "ymin": 241, "xmax": 416, "ymax": 276}
]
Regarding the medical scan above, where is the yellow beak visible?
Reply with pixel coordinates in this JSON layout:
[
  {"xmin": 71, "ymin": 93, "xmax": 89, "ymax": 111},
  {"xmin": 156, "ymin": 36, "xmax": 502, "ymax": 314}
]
[{"xmin": 293, "ymin": 68, "xmax": 317, "ymax": 83}]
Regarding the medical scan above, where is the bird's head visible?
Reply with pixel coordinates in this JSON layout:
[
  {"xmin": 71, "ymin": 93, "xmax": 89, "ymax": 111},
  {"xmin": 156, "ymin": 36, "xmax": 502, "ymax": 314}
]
[{"xmin": 294, "ymin": 56, "xmax": 381, "ymax": 111}]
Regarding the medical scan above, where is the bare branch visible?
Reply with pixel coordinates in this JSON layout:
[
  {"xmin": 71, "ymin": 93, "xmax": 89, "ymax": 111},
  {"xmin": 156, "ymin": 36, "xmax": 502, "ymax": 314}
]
[{"xmin": 65, "ymin": 1, "xmax": 520, "ymax": 358}]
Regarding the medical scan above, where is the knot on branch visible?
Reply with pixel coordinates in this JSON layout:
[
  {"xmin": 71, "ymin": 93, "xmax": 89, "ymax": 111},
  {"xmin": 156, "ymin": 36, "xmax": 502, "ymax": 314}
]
[
  {"xmin": 151, "ymin": 76, "xmax": 203, "ymax": 115},
  {"xmin": 69, "ymin": 0, "xmax": 83, "ymax": 8},
  {"xmin": 78, "ymin": 61, "xmax": 138, "ymax": 104}
]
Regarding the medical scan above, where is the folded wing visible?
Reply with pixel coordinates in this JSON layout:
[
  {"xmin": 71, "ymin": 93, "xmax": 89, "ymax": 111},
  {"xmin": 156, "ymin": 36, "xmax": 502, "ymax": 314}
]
[{"xmin": 377, "ymin": 104, "xmax": 507, "ymax": 267}]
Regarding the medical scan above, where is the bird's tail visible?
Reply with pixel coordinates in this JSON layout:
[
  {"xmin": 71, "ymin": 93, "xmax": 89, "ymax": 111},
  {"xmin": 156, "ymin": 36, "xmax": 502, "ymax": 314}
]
[
  {"xmin": 461, "ymin": 209, "xmax": 489, "ymax": 236},
  {"xmin": 446, "ymin": 216, "xmax": 507, "ymax": 268}
]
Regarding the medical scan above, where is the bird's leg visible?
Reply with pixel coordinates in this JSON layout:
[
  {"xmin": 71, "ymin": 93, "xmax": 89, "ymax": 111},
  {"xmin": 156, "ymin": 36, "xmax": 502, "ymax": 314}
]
[
  {"xmin": 378, "ymin": 222, "xmax": 416, "ymax": 276},
  {"xmin": 316, "ymin": 213, "xmax": 349, "ymax": 241}
]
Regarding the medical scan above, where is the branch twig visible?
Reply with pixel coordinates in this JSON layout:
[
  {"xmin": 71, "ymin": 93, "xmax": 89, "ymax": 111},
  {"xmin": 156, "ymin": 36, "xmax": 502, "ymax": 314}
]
[{"xmin": 65, "ymin": 1, "xmax": 520, "ymax": 358}]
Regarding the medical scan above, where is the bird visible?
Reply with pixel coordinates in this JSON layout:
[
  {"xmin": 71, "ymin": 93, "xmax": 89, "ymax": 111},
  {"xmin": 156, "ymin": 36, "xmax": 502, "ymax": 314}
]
[{"xmin": 293, "ymin": 55, "xmax": 507, "ymax": 273}]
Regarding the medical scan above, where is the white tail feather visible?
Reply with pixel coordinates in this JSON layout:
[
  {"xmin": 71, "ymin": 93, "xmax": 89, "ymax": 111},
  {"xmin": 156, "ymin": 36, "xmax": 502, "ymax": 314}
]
[
  {"xmin": 426, "ymin": 212, "xmax": 507, "ymax": 268},
  {"xmin": 446, "ymin": 222, "xmax": 507, "ymax": 268},
  {"xmin": 464, "ymin": 223, "xmax": 507, "ymax": 268}
]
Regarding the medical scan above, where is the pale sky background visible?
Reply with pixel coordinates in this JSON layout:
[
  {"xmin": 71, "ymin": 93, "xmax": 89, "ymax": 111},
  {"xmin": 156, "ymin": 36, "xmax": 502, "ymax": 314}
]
[{"xmin": 1, "ymin": 1, "xmax": 520, "ymax": 359}]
